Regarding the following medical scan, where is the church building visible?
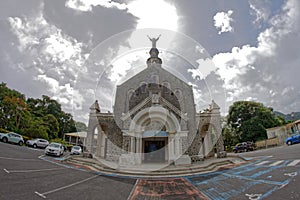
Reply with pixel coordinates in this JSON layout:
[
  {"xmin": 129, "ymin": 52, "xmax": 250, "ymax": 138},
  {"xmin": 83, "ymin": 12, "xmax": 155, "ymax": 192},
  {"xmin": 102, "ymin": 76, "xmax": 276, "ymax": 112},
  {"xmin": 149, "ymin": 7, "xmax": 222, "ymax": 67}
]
[{"xmin": 86, "ymin": 36, "xmax": 225, "ymax": 166}]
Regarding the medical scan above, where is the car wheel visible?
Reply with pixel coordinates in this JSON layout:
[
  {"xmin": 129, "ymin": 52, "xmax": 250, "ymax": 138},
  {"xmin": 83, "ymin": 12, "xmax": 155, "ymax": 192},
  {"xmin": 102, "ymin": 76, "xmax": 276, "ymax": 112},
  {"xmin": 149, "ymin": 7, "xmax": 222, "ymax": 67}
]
[
  {"xmin": 2, "ymin": 137, "xmax": 8, "ymax": 143},
  {"xmin": 33, "ymin": 144, "xmax": 37, "ymax": 148},
  {"xmin": 19, "ymin": 141, "xmax": 23, "ymax": 146},
  {"xmin": 287, "ymin": 141, "xmax": 292, "ymax": 145}
]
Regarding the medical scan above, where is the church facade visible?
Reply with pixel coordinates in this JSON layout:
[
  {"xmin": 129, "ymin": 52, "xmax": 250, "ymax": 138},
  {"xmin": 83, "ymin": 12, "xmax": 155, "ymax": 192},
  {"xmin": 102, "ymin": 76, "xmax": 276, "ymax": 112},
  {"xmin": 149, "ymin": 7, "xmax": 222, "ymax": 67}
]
[{"xmin": 86, "ymin": 37, "xmax": 225, "ymax": 166}]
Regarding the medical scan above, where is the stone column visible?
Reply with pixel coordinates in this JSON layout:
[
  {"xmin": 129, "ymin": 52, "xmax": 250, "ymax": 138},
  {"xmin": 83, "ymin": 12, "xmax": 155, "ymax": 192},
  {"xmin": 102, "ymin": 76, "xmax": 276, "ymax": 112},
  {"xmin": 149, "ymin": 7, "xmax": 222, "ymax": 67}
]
[
  {"xmin": 169, "ymin": 135, "xmax": 174, "ymax": 161},
  {"xmin": 130, "ymin": 137, "xmax": 135, "ymax": 153},
  {"xmin": 175, "ymin": 136, "xmax": 180, "ymax": 156}
]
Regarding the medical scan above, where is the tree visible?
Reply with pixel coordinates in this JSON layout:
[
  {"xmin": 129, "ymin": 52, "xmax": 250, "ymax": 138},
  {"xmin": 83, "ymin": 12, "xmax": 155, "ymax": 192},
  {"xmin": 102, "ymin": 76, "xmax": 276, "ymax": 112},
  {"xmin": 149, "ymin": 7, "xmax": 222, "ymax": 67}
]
[
  {"xmin": 75, "ymin": 121, "xmax": 87, "ymax": 132},
  {"xmin": 42, "ymin": 114, "xmax": 59, "ymax": 139},
  {"xmin": 227, "ymin": 101, "xmax": 281, "ymax": 142},
  {"xmin": 24, "ymin": 118, "xmax": 48, "ymax": 139},
  {"xmin": 27, "ymin": 95, "xmax": 76, "ymax": 138}
]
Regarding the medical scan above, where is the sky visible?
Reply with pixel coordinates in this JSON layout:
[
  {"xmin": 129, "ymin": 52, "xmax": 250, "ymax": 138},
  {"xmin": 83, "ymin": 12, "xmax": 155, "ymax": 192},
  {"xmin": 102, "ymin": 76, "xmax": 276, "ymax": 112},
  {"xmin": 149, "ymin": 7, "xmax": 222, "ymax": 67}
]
[{"xmin": 0, "ymin": 0, "xmax": 299, "ymax": 124}]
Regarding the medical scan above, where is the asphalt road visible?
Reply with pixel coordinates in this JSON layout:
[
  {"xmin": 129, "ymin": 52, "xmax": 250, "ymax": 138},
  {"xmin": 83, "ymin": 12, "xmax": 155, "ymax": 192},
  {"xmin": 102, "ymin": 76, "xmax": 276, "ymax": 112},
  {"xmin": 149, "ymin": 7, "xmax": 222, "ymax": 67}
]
[
  {"xmin": 0, "ymin": 141, "xmax": 299, "ymax": 200},
  {"xmin": 0, "ymin": 142, "xmax": 136, "ymax": 200}
]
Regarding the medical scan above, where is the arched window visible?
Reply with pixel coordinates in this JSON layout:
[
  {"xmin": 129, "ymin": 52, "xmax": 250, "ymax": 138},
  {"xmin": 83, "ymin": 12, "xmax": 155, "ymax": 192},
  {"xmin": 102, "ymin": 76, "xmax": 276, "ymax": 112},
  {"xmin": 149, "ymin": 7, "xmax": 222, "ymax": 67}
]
[
  {"xmin": 128, "ymin": 89, "xmax": 134, "ymax": 99},
  {"xmin": 174, "ymin": 89, "xmax": 183, "ymax": 101},
  {"xmin": 162, "ymin": 82, "xmax": 170, "ymax": 93},
  {"xmin": 140, "ymin": 82, "xmax": 147, "ymax": 93}
]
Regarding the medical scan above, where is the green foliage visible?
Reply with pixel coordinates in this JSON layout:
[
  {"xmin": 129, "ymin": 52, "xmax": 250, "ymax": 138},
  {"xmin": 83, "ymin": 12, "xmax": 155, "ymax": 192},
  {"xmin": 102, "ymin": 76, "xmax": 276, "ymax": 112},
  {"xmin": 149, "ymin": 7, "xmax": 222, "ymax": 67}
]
[
  {"xmin": 42, "ymin": 114, "xmax": 59, "ymax": 139},
  {"xmin": 0, "ymin": 82, "xmax": 82, "ymax": 140},
  {"xmin": 226, "ymin": 101, "xmax": 283, "ymax": 143},
  {"xmin": 0, "ymin": 128, "xmax": 9, "ymax": 133},
  {"xmin": 75, "ymin": 121, "xmax": 87, "ymax": 132}
]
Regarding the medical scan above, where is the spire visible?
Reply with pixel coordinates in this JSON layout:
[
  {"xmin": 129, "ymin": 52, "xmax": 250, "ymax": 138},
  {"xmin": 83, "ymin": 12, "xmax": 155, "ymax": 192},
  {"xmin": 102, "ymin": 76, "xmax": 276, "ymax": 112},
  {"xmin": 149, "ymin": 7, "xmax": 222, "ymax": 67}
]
[
  {"xmin": 90, "ymin": 100, "xmax": 100, "ymax": 113},
  {"xmin": 147, "ymin": 35, "xmax": 162, "ymax": 65}
]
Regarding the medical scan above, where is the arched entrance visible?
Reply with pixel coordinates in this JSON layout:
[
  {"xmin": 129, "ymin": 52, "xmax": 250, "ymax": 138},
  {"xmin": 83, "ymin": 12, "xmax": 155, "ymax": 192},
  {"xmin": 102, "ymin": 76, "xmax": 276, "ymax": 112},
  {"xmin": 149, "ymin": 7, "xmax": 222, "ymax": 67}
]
[{"xmin": 126, "ymin": 106, "xmax": 184, "ymax": 164}]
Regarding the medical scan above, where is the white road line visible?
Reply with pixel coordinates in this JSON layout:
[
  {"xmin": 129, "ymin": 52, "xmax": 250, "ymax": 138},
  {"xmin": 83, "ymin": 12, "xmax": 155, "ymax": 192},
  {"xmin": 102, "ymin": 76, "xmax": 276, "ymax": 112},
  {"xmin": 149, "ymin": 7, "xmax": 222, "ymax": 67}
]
[
  {"xmin": 269, "ymin": 160, "xmax": 284, "ymax": 166},
  {"xmin": 35, "ymin": 191, "xmax": 46, "ymax": 199},
  {"xmin": 35, "ymin": 174, "xmax": 99, "ymax": 198},
  {"xmin": 5, "ymin": 168, "xmax": 66, "ymax": 173},
  {"xmin": 3, "ymin": 169, "xmax": 10, "ymax": 174},
  {"xmin": 127, "ymin": 179, "xmax": 139, "ymax": 200},
  {"xmin": 255, "ymin": 161, "xmax": 269, "ymax": 166},
  {"xmin": 287, "ymin": 160, "xmax": 300, "ymax": 167},
  {"xmin": 0, "ymin": 156, "xmax": 39, "ymax": 161}
]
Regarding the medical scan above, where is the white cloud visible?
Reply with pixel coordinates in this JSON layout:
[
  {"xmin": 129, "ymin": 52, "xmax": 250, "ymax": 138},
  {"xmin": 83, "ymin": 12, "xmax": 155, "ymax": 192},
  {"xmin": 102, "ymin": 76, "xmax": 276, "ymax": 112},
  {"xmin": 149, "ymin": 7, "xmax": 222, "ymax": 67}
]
[
  {"xmin": 65, "ymin": 0, "xmax": 127, "ymax": 12},
  {"xmin": 212, "ymin": 0, "xmax": 300, "ymax": 113},
  {"xmin": 188, "ymin": 58, "xmax": 216, "ymax": 80},
  {"xmin": 127, "ymin": 0, "xmax": 178, "ymax": 31},
  {"xmin": 65, "ymin": 0, "xmax": 179, "ymax": 32},
  {"xmin": 7, "ymin": 5, "xmax": 89, "ymax": 120},
  {"xmin": 249, "ymin": 0, "xmax": 271, "ymax": 26},
  {"xmin": 213, "ymin": 10, "xmax": 234, "ymax": 34}
]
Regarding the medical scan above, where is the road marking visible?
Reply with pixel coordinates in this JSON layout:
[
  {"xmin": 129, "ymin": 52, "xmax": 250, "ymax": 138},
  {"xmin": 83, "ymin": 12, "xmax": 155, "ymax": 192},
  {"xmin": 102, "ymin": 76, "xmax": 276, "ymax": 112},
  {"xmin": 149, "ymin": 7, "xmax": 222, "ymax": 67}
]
[
  {"xmin": 0, "ymin": 156, "xmax": 39, "ymax": 161},
  {"xmin": 222, "ymin": 173, "xmax": 284, "ymax": 186},
  {"xmin": 255, "ymin": 161, "xmax": 269, "ymax": 166},
  {"xmin": 284, "ymin": 172, "xmax": 297, "ymax": 177},
  {"xmin": 35, "ymin": 174, "xmax": 99, "ymax": 198},
  {"xmin": 127, "ymin": 179, "xmax": 139, "ymax": 200},
  {"xmin": 4, "ymin": 168, "xmax": 66, "ymax": 173},
  {"xmin": 35, "ymin": 192, "xmax": 46, "ymax": 199},
  {"xmin": 269, "ymin": 160, "xmax": 284, "ymax": 166},
  {"xmin": 245, "ymin": 193, "xmax": 262, "ymax": 200},
  {"xmin": 287, "ymin": 160, "xmax": 300, "ymax": 167}
]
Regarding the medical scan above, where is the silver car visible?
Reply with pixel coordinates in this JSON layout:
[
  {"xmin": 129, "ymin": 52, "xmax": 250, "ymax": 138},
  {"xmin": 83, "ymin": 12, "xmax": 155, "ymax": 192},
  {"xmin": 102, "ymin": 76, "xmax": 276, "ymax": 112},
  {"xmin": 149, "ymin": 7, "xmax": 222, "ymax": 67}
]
[
  {"xmin": 70, "ymin": 146, "xmax": 82, "ymax": 155},
  {"xmin": 26, "ymin": 138, "xmax": 49, "ymax": 148},
  {"xmin": 44, "ymin": 142, "xmax": 64, "ymax": 157}
]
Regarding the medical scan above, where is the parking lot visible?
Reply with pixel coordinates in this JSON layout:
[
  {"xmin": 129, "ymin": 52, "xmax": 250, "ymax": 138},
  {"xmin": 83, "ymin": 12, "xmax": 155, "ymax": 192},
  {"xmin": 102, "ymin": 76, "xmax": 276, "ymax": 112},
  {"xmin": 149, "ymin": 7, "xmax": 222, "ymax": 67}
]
[
  {"xmin": 0, "ymin": 142, "xmax": 136, "ymax": 200},
  {"xmin": 1, "ymin": 141, "xmax": 300, "ymax": 199}
]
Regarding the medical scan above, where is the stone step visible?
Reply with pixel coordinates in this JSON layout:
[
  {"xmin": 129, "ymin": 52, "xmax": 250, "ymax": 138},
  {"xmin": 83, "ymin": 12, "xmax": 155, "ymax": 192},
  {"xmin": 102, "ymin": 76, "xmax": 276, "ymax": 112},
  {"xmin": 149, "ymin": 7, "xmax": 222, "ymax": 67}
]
[{"xmin": 64, "ymin": 157, "xmax": 243, "ymax": 177}]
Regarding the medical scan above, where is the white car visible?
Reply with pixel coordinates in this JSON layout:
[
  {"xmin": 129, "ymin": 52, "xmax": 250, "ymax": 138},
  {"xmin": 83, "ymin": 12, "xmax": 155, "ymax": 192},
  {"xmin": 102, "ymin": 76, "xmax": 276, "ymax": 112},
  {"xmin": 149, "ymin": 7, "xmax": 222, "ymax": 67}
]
[
  {"xmin": 70, "ymin": 146, "xmax": 82, "ymax": 155},
  {"xmin": 26, "ymin": 138, "xmax": 49, "ymax": 148},
  {"xmin": 45, "ymin": 142, "xmax": 64, "ymax": 157},
  {"xmin": 0, "ymin": 132, "xmax": 24, "ymax": 146}
]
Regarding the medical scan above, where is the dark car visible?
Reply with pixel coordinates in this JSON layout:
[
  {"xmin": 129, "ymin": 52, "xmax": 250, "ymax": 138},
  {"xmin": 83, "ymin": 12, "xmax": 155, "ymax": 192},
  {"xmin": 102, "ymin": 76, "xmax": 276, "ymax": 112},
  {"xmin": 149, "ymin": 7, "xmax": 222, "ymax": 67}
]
[
  {"xmin": 286, "ymin": 133, "xmax": 300, "ymax": 145},
  {"xmin": 233, "ymin": 142, "xmax": 254, "ymax": 153}
]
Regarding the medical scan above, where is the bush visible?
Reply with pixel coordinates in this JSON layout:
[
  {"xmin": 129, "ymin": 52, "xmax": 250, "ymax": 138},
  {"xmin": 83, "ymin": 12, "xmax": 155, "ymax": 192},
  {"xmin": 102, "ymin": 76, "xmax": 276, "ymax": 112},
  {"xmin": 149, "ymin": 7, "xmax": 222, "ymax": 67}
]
[
  {"xmin": 22, "ymin": 135, "xmax": 32, "ymax": 143},
  {"xmin": 0, "ymin": 128, "xmax": 10, "ymax": 133}
]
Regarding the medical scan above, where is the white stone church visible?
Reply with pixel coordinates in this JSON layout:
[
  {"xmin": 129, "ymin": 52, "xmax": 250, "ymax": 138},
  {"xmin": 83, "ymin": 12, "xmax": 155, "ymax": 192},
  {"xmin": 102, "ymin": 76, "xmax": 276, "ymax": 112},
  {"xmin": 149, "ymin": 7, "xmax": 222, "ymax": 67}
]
[{"xmin": 86, "ymin": 36, "xmax": 225, "ymax": 166}]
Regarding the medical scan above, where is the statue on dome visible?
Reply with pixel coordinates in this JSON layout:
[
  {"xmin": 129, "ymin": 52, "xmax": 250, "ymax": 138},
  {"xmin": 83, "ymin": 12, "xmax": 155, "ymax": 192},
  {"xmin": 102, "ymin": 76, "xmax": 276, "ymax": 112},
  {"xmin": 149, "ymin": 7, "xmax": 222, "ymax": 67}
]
[{"xmin": 147, "ymin": 34, "xmax": 161, "ymax": 48}]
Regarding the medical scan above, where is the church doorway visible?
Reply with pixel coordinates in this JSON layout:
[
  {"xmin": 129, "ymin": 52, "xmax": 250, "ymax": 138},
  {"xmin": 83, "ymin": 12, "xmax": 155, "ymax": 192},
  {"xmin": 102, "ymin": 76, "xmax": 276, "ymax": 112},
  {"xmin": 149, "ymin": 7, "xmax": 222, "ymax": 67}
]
[{"xmin": 142, "ymin": 137, "xmax": 168, "ymax": 163}]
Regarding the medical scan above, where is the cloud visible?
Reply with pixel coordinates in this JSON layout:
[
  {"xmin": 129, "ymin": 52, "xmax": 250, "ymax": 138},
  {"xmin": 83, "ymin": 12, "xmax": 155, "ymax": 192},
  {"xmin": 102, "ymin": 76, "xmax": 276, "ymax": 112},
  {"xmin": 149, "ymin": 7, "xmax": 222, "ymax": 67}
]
[
  {"xmin": 65, "ymin": 0, "xmax": 179, "ymax": 32},
  {"xmin": 213, "ymin": 10, "xmax": 234, "ymax": 34},
  {"xmin": 7, "ymin": 4, "xmax": 89, "ymax": 118},
  {"xmin": 65, "ymin": 0, "xmax": 127, "ymax": 12},
  {"xmin": 249, "ymin": 0, "xmax": 271, "ymax": 27},
  {"xmin": 212, "ymin": 0, "xmax": 300, "ymax": 113}
]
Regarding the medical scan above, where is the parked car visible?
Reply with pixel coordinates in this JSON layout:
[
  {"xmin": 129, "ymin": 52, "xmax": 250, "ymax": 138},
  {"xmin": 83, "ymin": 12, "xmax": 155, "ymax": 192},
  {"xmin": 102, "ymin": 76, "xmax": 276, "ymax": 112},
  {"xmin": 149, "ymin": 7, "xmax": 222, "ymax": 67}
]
[
  {"xmin": 26, "ymin": 138, "xmax": 49, "ymax": 148},
  {"xmin": 233, "ymin": 142, "xmax": 254, "ymax": 153},
  {"xmin": 44, "ymin": 142, "xmax": 64, "ymax": 157},
  {"xmin": 285, "ymin": 133, "xmax": 300, "ymax": 145},
  {"xmin": 0, "ymin": 132, "xmax": 24, "ymax": 146},
  {"xmin": 70, "ymin": 146, "xmax": 82, "ymax": 155}
]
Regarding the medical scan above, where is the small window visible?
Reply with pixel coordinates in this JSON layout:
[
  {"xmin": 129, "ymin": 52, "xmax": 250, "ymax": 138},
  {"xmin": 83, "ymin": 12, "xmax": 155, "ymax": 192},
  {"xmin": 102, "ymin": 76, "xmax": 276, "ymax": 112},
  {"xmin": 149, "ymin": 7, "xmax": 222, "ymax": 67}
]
[
  {"xmin": 140, "ymin": 83, "xmax": 147, "ymax": 93},
  {"xmin": 162, "ymin": 82, "xmax": 170, "ymax": 93}
]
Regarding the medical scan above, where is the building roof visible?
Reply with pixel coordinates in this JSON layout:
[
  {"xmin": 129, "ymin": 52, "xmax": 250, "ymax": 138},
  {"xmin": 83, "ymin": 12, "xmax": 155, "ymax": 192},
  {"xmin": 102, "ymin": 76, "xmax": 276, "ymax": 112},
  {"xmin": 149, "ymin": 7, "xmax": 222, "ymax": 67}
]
[{"xmin": 64, "ymin": 132, "xmax": 87, "ymax": 138}]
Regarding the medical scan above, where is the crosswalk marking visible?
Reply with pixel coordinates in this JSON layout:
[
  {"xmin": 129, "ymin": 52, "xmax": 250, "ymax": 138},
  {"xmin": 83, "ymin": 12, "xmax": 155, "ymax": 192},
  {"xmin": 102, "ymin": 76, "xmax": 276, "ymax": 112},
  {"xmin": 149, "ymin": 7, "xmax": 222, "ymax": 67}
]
[
  {"xmin": 255, "ymin": 161, "xmax": 269, "ymax": 166},
  {"xmin": 287, "ymin": 160, "xmax": 300, "ymax": 167},
  {"xmin": 269, "ymin": 160, "xmax": 284, "ymax": 166}
]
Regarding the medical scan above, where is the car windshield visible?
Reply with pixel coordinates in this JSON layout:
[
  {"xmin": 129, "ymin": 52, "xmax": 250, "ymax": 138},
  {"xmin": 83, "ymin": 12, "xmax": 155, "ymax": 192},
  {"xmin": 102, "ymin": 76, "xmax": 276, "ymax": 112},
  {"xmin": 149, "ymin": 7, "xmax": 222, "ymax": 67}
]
[
  {"xmin": 49, "ymin": 143, "xmax": 60, "ymax": 148},
  {"xmin": 73, "ymin": 146, "xmax": 80, "ymax": 150}
]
